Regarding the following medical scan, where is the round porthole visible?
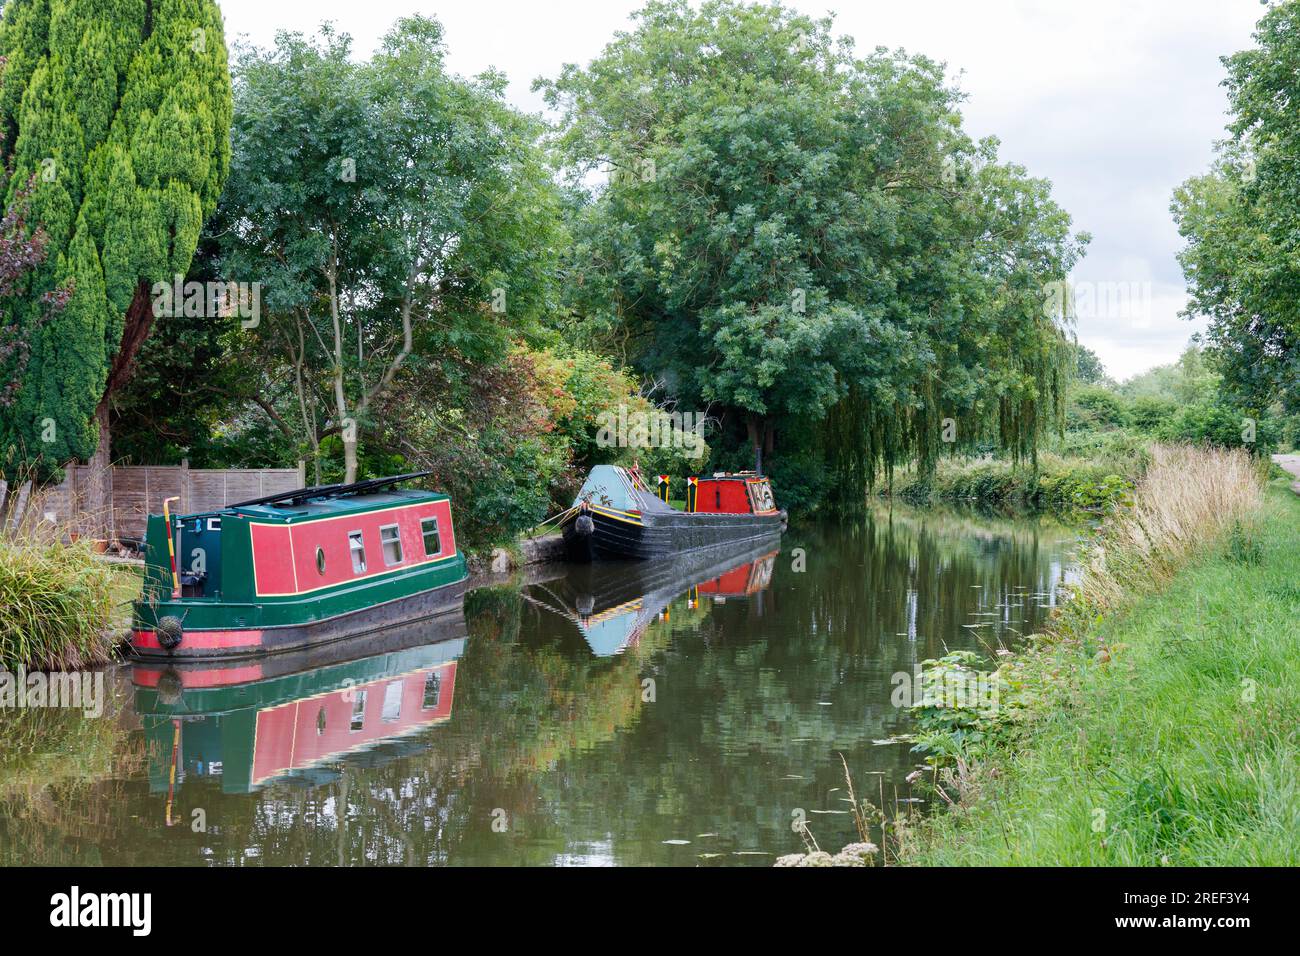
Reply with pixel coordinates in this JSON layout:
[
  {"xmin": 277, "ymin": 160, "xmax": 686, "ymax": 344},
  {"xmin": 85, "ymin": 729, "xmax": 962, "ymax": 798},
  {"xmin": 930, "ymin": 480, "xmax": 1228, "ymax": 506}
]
[
  {"xmin": 316, "ymin": 707, "xmax": 327, "ymax": 735},
  {"xmin": 316, "ymin": 547, "xmax": 326, "ymax": 575}
]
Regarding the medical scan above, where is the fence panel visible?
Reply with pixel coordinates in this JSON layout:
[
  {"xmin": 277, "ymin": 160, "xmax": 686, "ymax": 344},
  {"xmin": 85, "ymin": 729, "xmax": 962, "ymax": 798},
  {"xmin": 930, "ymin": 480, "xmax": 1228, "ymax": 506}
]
[{"xmin": 40, "ymin": 462, "xmax": 303, "ymax": 540}]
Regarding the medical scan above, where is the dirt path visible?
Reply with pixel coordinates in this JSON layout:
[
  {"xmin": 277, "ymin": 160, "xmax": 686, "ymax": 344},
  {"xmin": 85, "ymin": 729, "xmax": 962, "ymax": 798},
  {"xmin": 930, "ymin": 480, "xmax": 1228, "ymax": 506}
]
[{"xmin": 1273, "ymin": 454, "xmax": 1300, "ymax": 495}]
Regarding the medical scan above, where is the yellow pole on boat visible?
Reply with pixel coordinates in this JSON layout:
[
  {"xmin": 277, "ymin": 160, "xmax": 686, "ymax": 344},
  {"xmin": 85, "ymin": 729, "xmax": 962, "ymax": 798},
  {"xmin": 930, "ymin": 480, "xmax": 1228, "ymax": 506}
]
[{"xmin": 162, "ymin": 496, "xmax": 181, "ymax": 599}]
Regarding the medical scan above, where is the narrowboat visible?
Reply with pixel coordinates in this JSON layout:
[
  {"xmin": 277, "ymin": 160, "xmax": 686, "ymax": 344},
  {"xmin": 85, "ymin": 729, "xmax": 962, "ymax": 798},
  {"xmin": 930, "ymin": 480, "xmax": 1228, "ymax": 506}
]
[
  {"xmin": 521, "ymin": 539, "xmax": 780, "ymax": 655},
  {"xmin": 130, "ymin": 473, "xmax": 467, "ymax": 660},
  {"xmin": 559, "ymin": 464, "xmax": 785, "ymax": 562}
]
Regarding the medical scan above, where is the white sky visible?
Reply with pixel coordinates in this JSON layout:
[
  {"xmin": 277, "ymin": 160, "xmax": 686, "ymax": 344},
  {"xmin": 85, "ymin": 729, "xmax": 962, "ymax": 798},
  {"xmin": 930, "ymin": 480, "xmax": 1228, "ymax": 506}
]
[{"xmin": 216, "ymin": 0, "xmax": 1265, "ymax": 381}]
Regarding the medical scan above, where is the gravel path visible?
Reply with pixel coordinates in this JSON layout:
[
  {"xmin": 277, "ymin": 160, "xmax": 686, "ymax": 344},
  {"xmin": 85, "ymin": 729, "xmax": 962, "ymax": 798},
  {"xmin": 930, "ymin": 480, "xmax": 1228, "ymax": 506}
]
[{"xmin": 1273, "ymin": 454, "xmax": 1300, "ymax": 495}]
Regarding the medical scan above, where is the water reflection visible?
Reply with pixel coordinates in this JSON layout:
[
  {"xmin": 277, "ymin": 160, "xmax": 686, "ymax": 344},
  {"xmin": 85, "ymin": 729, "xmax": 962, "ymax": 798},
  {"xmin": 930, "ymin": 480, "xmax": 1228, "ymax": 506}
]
[
  {"xmin": 133, "ymin": 627, "xmax": 466, "ymax": 801},
  {"xmin": 0, "ymin": 505, "xmax": 1077, "ymax": 866},
  {"xmin": 519, "ymin": 543, "xmax": 779, "ymax": 656}
]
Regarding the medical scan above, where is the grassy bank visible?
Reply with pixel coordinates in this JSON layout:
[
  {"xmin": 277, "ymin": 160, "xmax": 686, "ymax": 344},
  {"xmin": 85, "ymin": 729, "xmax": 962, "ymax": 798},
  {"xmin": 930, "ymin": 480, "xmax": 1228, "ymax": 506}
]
[
  {"xmin": 901, "ymin": 446, "xmax": 1297, "ymax": 865},
  {"xmin": 0, "ymin": 531, "xmax": 134, "ymax": 671}
]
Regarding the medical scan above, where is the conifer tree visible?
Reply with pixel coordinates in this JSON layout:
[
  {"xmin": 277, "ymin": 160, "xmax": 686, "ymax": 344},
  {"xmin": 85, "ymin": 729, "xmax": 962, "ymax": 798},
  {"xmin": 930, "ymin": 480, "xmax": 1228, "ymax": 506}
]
[{"xmin": 0, "ymin": 0, "xmax": 231, "ymax": 530}]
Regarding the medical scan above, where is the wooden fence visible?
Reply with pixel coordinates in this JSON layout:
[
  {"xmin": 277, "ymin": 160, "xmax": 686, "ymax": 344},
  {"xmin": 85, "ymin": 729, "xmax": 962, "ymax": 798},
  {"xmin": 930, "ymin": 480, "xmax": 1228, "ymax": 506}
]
[{"xmin": 40, "ymin": 461, "xmax": 305, "ymax": 541}]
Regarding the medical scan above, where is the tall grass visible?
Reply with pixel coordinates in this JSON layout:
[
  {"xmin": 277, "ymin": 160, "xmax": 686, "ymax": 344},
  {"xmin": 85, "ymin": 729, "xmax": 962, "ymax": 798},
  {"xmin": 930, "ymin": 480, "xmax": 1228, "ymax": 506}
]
[
  {"xmin": 0, "ymin": 484, "xmax": 126, "ymax": 671},
  {"xmin": 0, "ymin": 539, "xmax": 124, "ymax": 670},
  {"xmin": 1062, "ymin": 443, "xmax": 1263, "ymax": 620}
]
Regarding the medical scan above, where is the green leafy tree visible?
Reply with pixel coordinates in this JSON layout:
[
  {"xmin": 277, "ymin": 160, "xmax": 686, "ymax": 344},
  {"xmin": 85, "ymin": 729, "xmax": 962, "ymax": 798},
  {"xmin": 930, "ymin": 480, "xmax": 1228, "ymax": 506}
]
[
  {"xmin": 1066, "ymin": 385, "xmax": 1128, "ymax": 431},
  {"xmin": 217, "ymin": 18, "xmax": 561, "ymax": 483},
  {"xmin": 1118, "ymin": 345, "xmax": 1219, "ymax": 406},
  {"xmin": 540, "ymin": 0, "xmax": 1084, "ymax": 505},
  {"xmin": 1071, "ymin": 343, "xmax": 1111, "ymax": 387},
  {"xmin": 0, "ymin": 0, "xmax": 232, "ymax": 533},
  {"xmin": 1173, "ymin": 1, "xmax": 1300, "ymax": 414}
]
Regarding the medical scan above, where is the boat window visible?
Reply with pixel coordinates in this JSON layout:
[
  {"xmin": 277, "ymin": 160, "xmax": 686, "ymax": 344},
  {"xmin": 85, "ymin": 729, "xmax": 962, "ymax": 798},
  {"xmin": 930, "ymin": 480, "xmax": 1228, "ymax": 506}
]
[
  {"xmin": 316, "ymin": 707, "xmax": 327, "ymax": 735},
  {"xmin": 379, "ymin": 524, "xmax": 403, "ymax": 566},
  {"xmin": 349, "ymin": 531, "xmax": 366, "ymax": 573},
  {"xmin": 350, "ymin": 690, "xmax": 367, "ymax": 731},
  {"xmin": 381, "ymin": 681, "xmax": 403, "ymax": 722},
  {"xmin": 748, "ymin": 481, "xmax": 774, "ymax": 513},
  {"xmin": 422, "ymin": 672, "xmax": 442, "ymax": 710},
  {"xmin": 421, "ymin": 517, "xmax": 441, "ymax": 557},
  {"xmin": 316, "ymin": 546, "xmax": 326, "ymax": 575}
]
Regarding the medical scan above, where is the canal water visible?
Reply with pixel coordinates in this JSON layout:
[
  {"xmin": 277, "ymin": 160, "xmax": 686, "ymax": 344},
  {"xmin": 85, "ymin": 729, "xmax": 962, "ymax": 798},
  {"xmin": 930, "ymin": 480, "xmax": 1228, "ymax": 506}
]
[{"xmin": 0, "ymin": 506, "xmax": 1078, "ymax": 866}]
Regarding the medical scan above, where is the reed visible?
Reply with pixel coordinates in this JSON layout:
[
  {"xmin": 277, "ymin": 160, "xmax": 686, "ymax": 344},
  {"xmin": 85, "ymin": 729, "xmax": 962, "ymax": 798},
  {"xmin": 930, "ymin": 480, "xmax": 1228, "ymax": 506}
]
[{"xmin": 1061, "ymin": 443, "xmax": 1263, "ymax": 624}]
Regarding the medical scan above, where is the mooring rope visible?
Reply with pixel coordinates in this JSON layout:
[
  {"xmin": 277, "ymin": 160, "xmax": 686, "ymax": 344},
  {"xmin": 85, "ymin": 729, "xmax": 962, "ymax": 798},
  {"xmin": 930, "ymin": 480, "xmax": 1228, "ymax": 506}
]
[{"xmin": 527, "ymin": 504, "xmax": 578, "ymax": 536}]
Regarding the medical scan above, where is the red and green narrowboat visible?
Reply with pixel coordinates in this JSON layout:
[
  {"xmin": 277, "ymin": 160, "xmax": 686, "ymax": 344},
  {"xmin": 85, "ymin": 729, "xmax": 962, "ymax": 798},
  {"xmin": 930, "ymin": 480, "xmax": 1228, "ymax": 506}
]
[
  {"xmin": 130, "ymin": 473, "xmax": 468, "ymax": 660},
  {"xmin": 560, "ymin": 464, "xmax": 785, "ymax": 562}
]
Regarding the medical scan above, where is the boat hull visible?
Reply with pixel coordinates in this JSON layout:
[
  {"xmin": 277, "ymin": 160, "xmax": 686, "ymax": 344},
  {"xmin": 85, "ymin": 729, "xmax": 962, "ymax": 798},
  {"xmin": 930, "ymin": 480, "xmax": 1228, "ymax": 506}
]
[
  {"xmin": 562, "ymin": 504, "xmax": 784, "ymax": 562},
  {"xmin": 130, "ymin": 576, "xmax": 467, "ymax": 661}
]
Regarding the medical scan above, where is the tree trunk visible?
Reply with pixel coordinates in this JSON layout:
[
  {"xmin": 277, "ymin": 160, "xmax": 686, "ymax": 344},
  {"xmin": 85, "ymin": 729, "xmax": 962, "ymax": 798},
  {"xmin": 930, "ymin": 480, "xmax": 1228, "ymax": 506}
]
[
  {"xmin": 343, "ymin": 436, "xmax": 358, "ymax": 485},
  {"xmin": 86, "ymin": 400, "xmax": 112, "ymax": 541},
  {"xmin": 104, "ymin": 283, "xmax": 157, "ymax": 397},
  {"xmin": 289, "ymin": 311, "xmax": 321, "ymax": 484},
  {"xmin": 325, "ymin": 247, "xmax": 358, "ymax": 484},
  {"xmin": 84, "ymin": 282, "xmax": 155, "ymax": 543},
  {"xmin": 8, "ymin": 479, "xmax": 32, "ymax": 532}
]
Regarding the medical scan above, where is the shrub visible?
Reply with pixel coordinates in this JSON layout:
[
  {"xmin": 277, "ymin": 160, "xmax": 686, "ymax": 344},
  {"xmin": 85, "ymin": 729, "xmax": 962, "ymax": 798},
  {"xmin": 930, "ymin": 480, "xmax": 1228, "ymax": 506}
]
[
  {"xmin": 892, "ymin": 452, "xmax": 1140, "ymax": 517},
  {"xmin": 1127, "ymin": 396, "xmax": 1177, "ymax": 433},
  {"xmin": 1156, "ymin": 400, "xmax": 1280, "ymax": 455},
  {"xmin": 910, "ymin": 651, "xmax": 1032, "ymax": 763},
  {"xmin": 1066, "ymin": 385, "xmax": 1129, "ymax": 430}
]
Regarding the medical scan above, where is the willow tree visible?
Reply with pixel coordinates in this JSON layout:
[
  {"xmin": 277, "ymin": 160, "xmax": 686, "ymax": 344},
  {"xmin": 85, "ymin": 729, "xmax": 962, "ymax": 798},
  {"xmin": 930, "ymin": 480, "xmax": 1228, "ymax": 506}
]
[
  {"xmin": 542, "ymin": 0, "xmax": 1084, "ymax": 507},
  {"xmin": 0, "ymin": 0, "xmax": 232, "ymax": 531}
]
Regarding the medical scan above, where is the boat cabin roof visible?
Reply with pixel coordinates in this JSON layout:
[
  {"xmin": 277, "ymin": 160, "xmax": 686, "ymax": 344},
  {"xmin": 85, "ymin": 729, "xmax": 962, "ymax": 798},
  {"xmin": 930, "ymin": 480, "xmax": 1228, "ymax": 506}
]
[
  {"xmin": 231, "ymin": 488, "xmax": 447, "ymax": 523},
  {"xmin": 159, "ymin": 473, "xmax": 449, "ymax": 525},
  {"xmin": 573, "ymin": 464, "xmax": 673, "ymax": 514}
]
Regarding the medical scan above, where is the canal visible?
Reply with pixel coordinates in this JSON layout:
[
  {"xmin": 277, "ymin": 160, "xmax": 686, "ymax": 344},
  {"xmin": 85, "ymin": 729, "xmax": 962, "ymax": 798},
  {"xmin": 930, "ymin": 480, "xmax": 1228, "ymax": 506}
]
[{"xmin": 0, "ymin": 505, "xmax": 1079, "ymax": 865}]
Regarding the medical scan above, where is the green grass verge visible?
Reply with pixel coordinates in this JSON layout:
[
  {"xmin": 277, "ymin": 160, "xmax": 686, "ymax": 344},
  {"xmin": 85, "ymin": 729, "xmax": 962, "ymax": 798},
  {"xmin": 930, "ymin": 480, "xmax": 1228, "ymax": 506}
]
[{"xmin": 904, "ymin": 481, "xmax": 1300, "ymax": 865}]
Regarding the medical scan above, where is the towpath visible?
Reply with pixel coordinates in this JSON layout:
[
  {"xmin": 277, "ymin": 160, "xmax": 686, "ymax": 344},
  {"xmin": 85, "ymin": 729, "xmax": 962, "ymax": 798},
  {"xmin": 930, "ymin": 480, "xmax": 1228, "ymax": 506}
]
[{"xmin": 1274, "ymin": 454, "xmax": 1300, "ymax": 496}]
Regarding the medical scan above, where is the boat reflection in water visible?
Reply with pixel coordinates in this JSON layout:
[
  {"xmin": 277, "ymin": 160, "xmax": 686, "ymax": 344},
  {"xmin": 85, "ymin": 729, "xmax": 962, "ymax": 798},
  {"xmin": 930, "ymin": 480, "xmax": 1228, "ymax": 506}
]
[
  {"xmin": 519, "ymin": 542, "xmax": 780, "ymax": 657},
  {"xmin": 131, "ymin": 609, "xmax": 467, "ymax": 805}
]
